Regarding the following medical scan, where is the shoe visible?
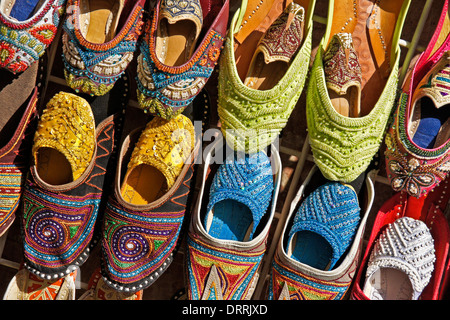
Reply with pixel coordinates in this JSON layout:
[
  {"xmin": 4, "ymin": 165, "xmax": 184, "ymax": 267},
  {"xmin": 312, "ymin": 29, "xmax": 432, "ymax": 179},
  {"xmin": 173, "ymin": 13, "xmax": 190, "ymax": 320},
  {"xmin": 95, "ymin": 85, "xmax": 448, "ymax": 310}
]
[
  {"xmin": 217, "ymin": 0, "xmax": 316, "ymax": 153},
  {"xmin": 362, "ymin": 217, "xmax": 435, "ymax": 300},
  {"xmin": 3, "ymin": 266, "xmax": 77, "ymax": 300},
  {"xmin": 351, "ymin": 177, "xmax": 450, "ymax": 300},
  {"xmin": 62, "ymin": 0, "xmax": 146, "ymax": 96},
  {"xmin": 0, "ymin": 50, "xmax": 48, "ymax": 237},
  {"xmin": 185, "ymin": 137, "xmax": 281, "ymax": 300},
  {"xmin": 0, "ymin": 0, "xmax": 66, "ymax": 73},
  {"xmin": 20, "ymin": 76, "xmax": 129, "ymax": 279},
  {"xmin": 268, "ymin": 165, "xmax": 376, "ymax": 300},
  {"xmin": 384, "ymin": 52, "xmax": 450, "ymax": 198},
  {"xmin": 79, "ymin": 268, "xmax": 143, "ymax": 300},
  {"xmin": 136, "ymin": 0, "xmax": 229, "ymax": 120},
  {"xmin": 306, "ymin": 0, "xmax": 411, "ymax": 183},
  {"xmin": 100, "ymin": 114, "xmax": 198, "ymax": 293}
]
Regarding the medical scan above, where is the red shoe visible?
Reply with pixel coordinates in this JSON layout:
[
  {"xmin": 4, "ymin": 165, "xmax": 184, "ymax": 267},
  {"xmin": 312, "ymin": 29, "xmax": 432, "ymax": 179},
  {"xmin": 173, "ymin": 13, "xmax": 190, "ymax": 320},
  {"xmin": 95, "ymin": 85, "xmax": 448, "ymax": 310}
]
[{"xmin": 351, "ymin": 178, "xmax": 450, "ymax": 300}]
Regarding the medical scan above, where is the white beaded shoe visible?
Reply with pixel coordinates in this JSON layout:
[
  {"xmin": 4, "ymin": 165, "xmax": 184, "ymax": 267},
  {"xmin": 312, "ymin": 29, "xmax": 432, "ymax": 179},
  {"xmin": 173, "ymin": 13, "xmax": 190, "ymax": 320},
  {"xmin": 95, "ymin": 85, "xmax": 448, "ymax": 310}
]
[{"xmin": 363, "ymin": 217, "xmax": 436, "ymax": 300}]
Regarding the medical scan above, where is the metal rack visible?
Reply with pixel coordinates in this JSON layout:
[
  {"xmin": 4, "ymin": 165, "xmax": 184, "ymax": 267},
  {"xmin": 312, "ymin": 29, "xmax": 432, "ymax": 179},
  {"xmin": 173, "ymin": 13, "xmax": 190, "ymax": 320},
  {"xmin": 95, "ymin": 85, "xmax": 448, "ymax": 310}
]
[{"xmin": 0, "ymin": 0, "xmax": 438, "ymax": 298}]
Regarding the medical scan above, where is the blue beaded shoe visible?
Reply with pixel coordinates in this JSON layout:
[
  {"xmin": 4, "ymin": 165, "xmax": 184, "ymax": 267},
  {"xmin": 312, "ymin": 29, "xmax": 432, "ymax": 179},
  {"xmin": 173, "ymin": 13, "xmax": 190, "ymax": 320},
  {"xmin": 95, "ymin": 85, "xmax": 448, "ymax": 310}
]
[{"xmin": 62, "ymin": 0, "xmax": 145, "ymax": 96}]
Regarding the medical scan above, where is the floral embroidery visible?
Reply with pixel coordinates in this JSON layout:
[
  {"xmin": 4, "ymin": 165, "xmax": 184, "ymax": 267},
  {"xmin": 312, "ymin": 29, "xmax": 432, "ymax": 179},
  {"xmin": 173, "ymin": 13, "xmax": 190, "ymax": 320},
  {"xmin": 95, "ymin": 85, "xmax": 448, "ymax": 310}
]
[{"xmin": 388, "ymin": 159, "xmax": 436, "ymax": 197}]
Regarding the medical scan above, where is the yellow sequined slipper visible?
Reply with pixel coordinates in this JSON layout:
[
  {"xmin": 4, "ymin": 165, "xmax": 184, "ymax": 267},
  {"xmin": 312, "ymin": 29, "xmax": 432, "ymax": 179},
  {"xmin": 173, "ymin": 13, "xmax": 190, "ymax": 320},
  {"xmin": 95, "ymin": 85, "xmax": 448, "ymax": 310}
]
[
  {"xmin": 32, "ymin": 92, "xmax": 95, "ymax": 185},
  {"xmin": 121, "ymin": 114, "xmax": 195, "ymax": 205}
]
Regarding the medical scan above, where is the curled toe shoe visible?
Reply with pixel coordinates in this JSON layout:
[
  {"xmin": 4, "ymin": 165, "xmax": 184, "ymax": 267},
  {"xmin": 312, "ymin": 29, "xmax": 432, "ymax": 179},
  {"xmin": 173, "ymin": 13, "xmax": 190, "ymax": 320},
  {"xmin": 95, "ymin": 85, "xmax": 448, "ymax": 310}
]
[
  {"xmin": 62, "ymin": 0, "xmax": 146, "ymax": 96},
  {"xmin": 21, "ymin": 89, "xmax": 127, "ymax": 279},
  {"xmin": 0, "ymin": 0, "xmax": 66, "ymax": 73},
  {"xmin": 101, "ymin": 114, "xmax": 198, "ymax": 293},
  {"xmin": 385, "ymin": 52, "xmax": 450, "ymax": 198}
]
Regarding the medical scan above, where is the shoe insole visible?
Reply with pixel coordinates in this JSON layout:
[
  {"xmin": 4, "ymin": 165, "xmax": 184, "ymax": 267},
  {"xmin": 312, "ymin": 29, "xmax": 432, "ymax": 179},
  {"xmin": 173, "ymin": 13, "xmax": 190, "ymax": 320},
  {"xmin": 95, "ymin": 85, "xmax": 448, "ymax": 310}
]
[
  {"xmin": 288, "ymin": 231, "xmax": 333, "ymax": 270},
  {"xmin": 412, "ymin": 98, "xmax": 450, "ymax": 149},
  {"xmin": 329, "ymin": 86, "xmax": 361, "ymax": 117},
  {"xmin": 366, "ymin": 268, "xmax": 413, "ymax": 300},
  {"xmin": 121, "ymin": 164, "xmax": 167, "ymax": 205},
  {"xmin": 244, "ymin": 53, "xmax": 288, "ymax": 90},
  {"xmin": 36, "ymin": 147, "xmax": 73, "ymax": 185},
  {"xmin": 158, "ymin": 19, "xmax": 197, "ymax": 67},
  {"xmin": 9, "ymin": 0, "xmax": 42, "ymax": 21},
  {"xmin": 81, "ymin": 0, "xmax": 122, "ymax": 44},
  {"xmin": 205, "ymin": 199, "xmax": 254, "ymax": 241}
]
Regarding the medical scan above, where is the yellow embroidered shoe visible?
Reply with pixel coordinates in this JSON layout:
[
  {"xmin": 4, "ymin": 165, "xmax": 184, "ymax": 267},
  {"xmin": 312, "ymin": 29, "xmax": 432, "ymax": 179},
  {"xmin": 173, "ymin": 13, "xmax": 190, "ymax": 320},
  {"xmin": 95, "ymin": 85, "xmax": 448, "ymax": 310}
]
[
  {"xmin": 121, "ymin": 114, "xmax": 195, "ymax": 205},
  {"xmin": 101, "ymin": 113, "xmax": 199, "ymax": 292},
  {"xmin": 32, "ymin": 92, "xmax": 95, "ymax": 185}
]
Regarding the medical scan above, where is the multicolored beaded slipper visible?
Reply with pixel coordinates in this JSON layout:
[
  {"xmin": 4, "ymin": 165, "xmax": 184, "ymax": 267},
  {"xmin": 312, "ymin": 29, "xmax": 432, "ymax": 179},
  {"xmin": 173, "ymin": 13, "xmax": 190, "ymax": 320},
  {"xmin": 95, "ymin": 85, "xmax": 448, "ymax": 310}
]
[
  {"xmin": 62, "ymin": 0, "xmax": 145, "ymax": 96},
  {"xmin": 20, "ymin": 75, "xmax": 129, "ymax": 280},
  {"xmin": 0, "ymin": 0, "xmax": 66, "ymax": 73},
  {"xmin": 306, "ymin": 0, "xmax": 411, "ymax": 183},
  {"xmin": 217, "ymin": 0, "xmax": 315, "ymax": 153},
  {"xmin": 268, "ymin": 166, "xmax": 376, "ymax": 300},
  {"xmin": 79, "ymin": 268, "xmax": 142, "ymax": 300},
  {"xmin": 136, "ymin": 0, "xmax": 229, "ymax": 120},
  {"xmin": 100, "ymin": 114, "xmax": 198, "ymax": 293},
  {"xmin": 0, "ymin": 49, "xmax": 48, "ymax": 237},
  {"xmin": 362, "ymin": 217, "xmax": 435, "ymax": 300},
  {"xmin": 3, "ymin": 266, "xmax": 77, "ymax": 300},
  {"xmin": 185, "ymin": 138, "xmax": 281, "ymax": 300},
  {"xmin": 351, "ymin": 178, "xmax": 450, "ymax": 300}
]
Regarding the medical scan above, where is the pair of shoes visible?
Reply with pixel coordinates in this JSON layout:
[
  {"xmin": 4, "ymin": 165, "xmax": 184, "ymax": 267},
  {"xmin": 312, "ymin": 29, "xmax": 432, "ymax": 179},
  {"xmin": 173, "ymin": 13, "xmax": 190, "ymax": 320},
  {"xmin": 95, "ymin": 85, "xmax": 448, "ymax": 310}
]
[
  {"xmin": 185, "ymin": 137, "xmax": 282, "ymax": 300},
  {"xmin": 351, "ymin": 177, "xmax": 450, "ymax": 300},
  {"xmin": 62, "ymin": 0, "xmax": 146, "ymax": 96},
  {"xmin": 384, "ymin": 0, "xmax": 450, "ymax": 198},
  {"xmin": 100, "ymin": 112, "xmax": 198, "ymax": 293},
  {"xmin": 306, "ymin": 0, "xmax": 411, "ymax": 183},
  {"xmin": 218, "ymin": 0, "xmax": 316, "ymax": 153},
  {"xmin": 268, "ymin": 165, "xmax": 376, "ymax": 300},
  {"xmin": 136, "ymin": 0, "xmax": 229, "ymax": 119},
  {"xmin": 0, "ymin": 0, "xmax": 66, "ymax": 73}
]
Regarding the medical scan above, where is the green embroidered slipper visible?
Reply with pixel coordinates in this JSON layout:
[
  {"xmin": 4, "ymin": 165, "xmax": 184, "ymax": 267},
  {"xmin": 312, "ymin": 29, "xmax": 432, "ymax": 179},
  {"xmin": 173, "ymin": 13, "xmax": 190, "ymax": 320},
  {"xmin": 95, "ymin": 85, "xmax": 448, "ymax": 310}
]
[
  {"xmin": 306, "ymin": 0, "xmax": 411, "ymax": 183},
  {"xmin": 217, "ymin": 0, "xmax": 316, "ymax": 153}
]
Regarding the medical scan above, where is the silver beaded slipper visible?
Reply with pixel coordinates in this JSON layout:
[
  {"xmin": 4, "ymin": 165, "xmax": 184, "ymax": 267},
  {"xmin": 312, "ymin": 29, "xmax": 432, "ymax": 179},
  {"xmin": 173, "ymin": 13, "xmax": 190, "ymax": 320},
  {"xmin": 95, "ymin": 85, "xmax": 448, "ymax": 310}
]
[{"xmin": 363, "ymin": 216, "xmax": 436, "ymax": 300}]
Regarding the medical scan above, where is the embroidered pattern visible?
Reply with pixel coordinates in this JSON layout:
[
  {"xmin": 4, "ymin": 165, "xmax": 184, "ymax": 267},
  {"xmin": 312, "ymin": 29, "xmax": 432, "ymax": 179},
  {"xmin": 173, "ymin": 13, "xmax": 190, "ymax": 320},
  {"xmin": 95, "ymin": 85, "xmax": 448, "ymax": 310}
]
[
  {"xmin": 0, "ymin": 0, "xmax": 66, "ymax": 73},
  {"xmin": 136, "ymin": 4, "xmax": 227, "ymax": 120},
  {"xmin": 62, "ymin": 0, "xmax": 145, "ymax": 96},
  {"xmin": 101, "ymin": 161, "xmax": 196, "ymax": 292},
  {"xmin": 186, "ymin": 234, "xmax": 264, "ymax": 300}
]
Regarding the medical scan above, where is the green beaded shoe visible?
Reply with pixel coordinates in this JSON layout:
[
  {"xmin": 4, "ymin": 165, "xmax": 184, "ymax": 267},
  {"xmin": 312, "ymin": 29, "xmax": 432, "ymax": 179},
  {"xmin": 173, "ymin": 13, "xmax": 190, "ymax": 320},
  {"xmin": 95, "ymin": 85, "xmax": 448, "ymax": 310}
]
[
  {"xmin": 217, "ymin": 0, "xmax": 316, "ymax": 153},
  {"xmin": 306, "ymin": 0, "xmax": 411, "ymax": 183}
]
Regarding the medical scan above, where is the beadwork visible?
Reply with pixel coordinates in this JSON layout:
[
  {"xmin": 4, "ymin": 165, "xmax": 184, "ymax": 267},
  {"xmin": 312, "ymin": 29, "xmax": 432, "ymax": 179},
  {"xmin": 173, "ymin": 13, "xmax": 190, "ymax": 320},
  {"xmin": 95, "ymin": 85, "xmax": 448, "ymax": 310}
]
[
  {"xmin": 62, "ymin": 0, "xmax": 145, "ymax": 96},
  {"xmin": 0, "ymin": 0, "xmax": 66, "ymax": 73},
  {"xmin": 136, "ymin": 0, "xmax": 228, "ymax": 120}
]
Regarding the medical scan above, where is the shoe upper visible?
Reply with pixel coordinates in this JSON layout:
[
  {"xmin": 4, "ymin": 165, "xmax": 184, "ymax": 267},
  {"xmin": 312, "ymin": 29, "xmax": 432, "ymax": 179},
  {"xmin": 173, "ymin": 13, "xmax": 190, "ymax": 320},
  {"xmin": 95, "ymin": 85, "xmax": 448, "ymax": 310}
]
[
  {"xmin": 384, "ymin": 52, "xmax": 450, "ymax": 198},
  {"xmin": 62, "ymin": 0, "xmax": 145, "ymax": 96},
  {"xmin": 0, "ymin": 0, "xmax": 66, "ymax": 73},
  {"xmin": 136, "ymin": 0, "xmax": 229, "ymax": 120}
]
